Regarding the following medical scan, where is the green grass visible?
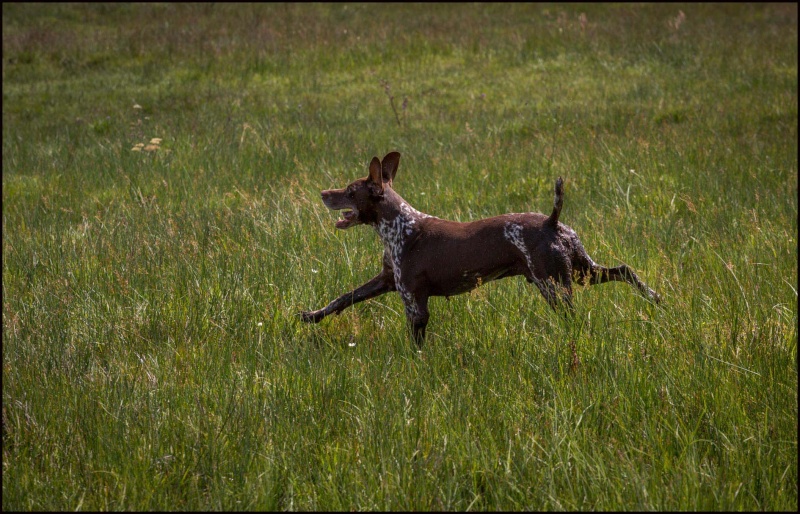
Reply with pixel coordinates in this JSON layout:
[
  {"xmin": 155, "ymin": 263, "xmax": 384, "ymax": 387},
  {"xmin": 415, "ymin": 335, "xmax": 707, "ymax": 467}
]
[{"xmin": 2, "ymin": 2, "xmax": 797, "ymax": 510}]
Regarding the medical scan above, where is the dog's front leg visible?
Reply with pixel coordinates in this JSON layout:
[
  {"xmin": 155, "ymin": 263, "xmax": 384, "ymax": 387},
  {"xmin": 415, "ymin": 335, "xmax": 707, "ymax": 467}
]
[
  {"xmin": 402, "ymin": 294, "xmax": 430, "ymax": 347},
  {"xmin": 300, "ymin": 270, "xmax": 395, "ymax": 323}
]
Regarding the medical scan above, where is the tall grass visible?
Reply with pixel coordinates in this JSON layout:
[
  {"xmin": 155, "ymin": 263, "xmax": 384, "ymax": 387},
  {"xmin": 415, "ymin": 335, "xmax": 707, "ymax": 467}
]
[{"xmin": 3, "ymin": 3, "xmax": 797, "ymax": 510}]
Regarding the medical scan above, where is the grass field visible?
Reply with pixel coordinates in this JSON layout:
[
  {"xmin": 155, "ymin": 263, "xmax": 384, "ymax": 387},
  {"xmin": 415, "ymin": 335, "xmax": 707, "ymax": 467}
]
[{"xmin": 2, "ymin": 3, "xmax": 797, "ymax": 510}]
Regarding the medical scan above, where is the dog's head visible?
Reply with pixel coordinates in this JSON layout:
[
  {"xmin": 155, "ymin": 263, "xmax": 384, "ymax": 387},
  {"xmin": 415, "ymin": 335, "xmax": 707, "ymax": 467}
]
[{"xmin": 320, "ymin": 151, "xmax": 400, "ymax": 229}]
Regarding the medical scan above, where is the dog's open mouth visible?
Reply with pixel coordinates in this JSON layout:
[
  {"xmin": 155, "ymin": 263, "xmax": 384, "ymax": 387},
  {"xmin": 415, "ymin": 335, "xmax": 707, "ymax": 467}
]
[{"xmin": 335, "ymin": 209, "xmax": 358, "ymax": 229}]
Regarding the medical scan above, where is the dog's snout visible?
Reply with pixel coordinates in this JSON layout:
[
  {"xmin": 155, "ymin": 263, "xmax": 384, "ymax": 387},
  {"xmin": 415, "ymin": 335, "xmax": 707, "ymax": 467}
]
[
  {"xmin": 320, "ymin": 190, "xmax": 333, "ymax": 205},
  {"xmin": 320, "ymin": 189, "xmax": 345, "ymax": 210}
]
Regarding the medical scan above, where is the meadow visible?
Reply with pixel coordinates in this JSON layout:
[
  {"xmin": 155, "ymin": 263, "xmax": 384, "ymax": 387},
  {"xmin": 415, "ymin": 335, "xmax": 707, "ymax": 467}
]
[{"xmin": 2, "ymin": 3, "xmax": 797, "ymax": 510}]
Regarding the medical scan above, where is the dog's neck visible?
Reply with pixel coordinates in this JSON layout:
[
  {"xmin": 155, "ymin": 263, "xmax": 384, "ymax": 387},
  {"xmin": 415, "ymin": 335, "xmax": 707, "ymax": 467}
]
[{"xmin": 372, "ymin": 188, "xmax": 431, "ymax": 257}]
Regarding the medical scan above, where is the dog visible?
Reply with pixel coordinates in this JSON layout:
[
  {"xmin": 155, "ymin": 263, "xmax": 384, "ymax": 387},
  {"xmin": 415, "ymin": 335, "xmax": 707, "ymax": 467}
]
[{"xmin": 300, "ymin": 152, "xmax": 661, "ymax": 345}]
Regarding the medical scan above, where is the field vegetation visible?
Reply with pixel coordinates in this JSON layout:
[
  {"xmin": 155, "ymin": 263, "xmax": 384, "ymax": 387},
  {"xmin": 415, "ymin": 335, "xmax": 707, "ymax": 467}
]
[{"xmin": 3, "ymin": 3, "xmax": 797, "ymax": 510}]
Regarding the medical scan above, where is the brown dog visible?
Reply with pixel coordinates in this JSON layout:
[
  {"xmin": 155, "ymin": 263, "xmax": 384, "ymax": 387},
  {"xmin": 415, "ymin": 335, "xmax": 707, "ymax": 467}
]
[{"xmin": 301, "ymin": 152, "xmax": 660, "ymax": 345}]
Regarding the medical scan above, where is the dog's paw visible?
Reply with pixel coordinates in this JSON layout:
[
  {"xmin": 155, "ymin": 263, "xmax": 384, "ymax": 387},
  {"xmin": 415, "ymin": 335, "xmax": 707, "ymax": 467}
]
[
  {"xmin": 299, "ymin": 310, "xmax": 324, "ymax": 323},
  {"xmin": 649, "ymin": 290, "xmax": 662, "ymax": 304}
]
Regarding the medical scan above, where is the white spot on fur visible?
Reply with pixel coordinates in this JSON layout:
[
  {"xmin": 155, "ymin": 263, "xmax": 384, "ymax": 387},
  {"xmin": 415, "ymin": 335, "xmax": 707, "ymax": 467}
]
[
  {"xmin": 503, "ymin": 223, "xmax": 532, "ymax": 272},
  {"xmin": 503, "ymin": 222, "xmax": 546, "ymax": 291},
  {"xmin": 377, "ymin": 205, "xmax": 423, "ymax": 316}
]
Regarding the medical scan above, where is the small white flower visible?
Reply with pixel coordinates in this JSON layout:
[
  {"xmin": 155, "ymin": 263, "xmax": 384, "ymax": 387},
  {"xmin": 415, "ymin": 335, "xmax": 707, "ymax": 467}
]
[{"xmin": 257, "ymin": 322, "xmax": 263, "ymax": 327}]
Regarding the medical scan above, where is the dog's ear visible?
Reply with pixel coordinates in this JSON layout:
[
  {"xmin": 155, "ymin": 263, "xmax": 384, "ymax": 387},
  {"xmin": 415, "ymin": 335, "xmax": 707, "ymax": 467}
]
[
  {"xmin": 368, "ymin": 156, "xmax": 384, "ymax": 195},
  {"xmin": 381, "ymin": 152, "xmax": 401, "ymax": 185}
]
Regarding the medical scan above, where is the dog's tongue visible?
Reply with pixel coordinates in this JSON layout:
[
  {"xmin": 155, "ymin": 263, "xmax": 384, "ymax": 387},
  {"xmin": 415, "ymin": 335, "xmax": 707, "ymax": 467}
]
[{"xmin": 336, "ymin": 210, "xmax": 355, "ymax": 229}]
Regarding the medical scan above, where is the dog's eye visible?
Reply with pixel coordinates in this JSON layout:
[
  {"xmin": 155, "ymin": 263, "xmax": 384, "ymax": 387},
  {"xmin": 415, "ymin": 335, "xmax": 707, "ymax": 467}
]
[{"xmin": 347, "ymin": 190, "xmax": 354, "ymax": 198}]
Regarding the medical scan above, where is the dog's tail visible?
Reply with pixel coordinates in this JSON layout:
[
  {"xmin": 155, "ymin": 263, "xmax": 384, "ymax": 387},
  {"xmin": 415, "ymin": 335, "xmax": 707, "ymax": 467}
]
[{"xmin": 547, "ymin": 177, "xmax": 564, "ymax": 227}]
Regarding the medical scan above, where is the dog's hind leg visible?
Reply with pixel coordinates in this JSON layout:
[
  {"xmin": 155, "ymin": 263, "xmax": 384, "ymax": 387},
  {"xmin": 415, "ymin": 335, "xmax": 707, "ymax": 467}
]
[
  {"xmin": 585, "ymin": 263, "xmax": 661, "ymax": 304},
  {"xmin": 569, "ymin": 239, "xmax": 661, "ymax": 304},
  {"xmin": 531, "ymin": 275, "xmax": 575, "ymax": 314}
]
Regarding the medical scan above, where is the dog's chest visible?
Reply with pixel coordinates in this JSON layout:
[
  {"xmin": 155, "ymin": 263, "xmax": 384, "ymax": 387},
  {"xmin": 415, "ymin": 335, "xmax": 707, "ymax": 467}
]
[
  {"xmin": 377, "ymin": 217, "xmax": 415, "ymax": 279},
  {"xmin": 375, "ymin": 204, "xmax": 431, "ymax": 301},
  {"xmin": 376, "ymin": 204, "xmax": 429, "ymax": 265}
]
